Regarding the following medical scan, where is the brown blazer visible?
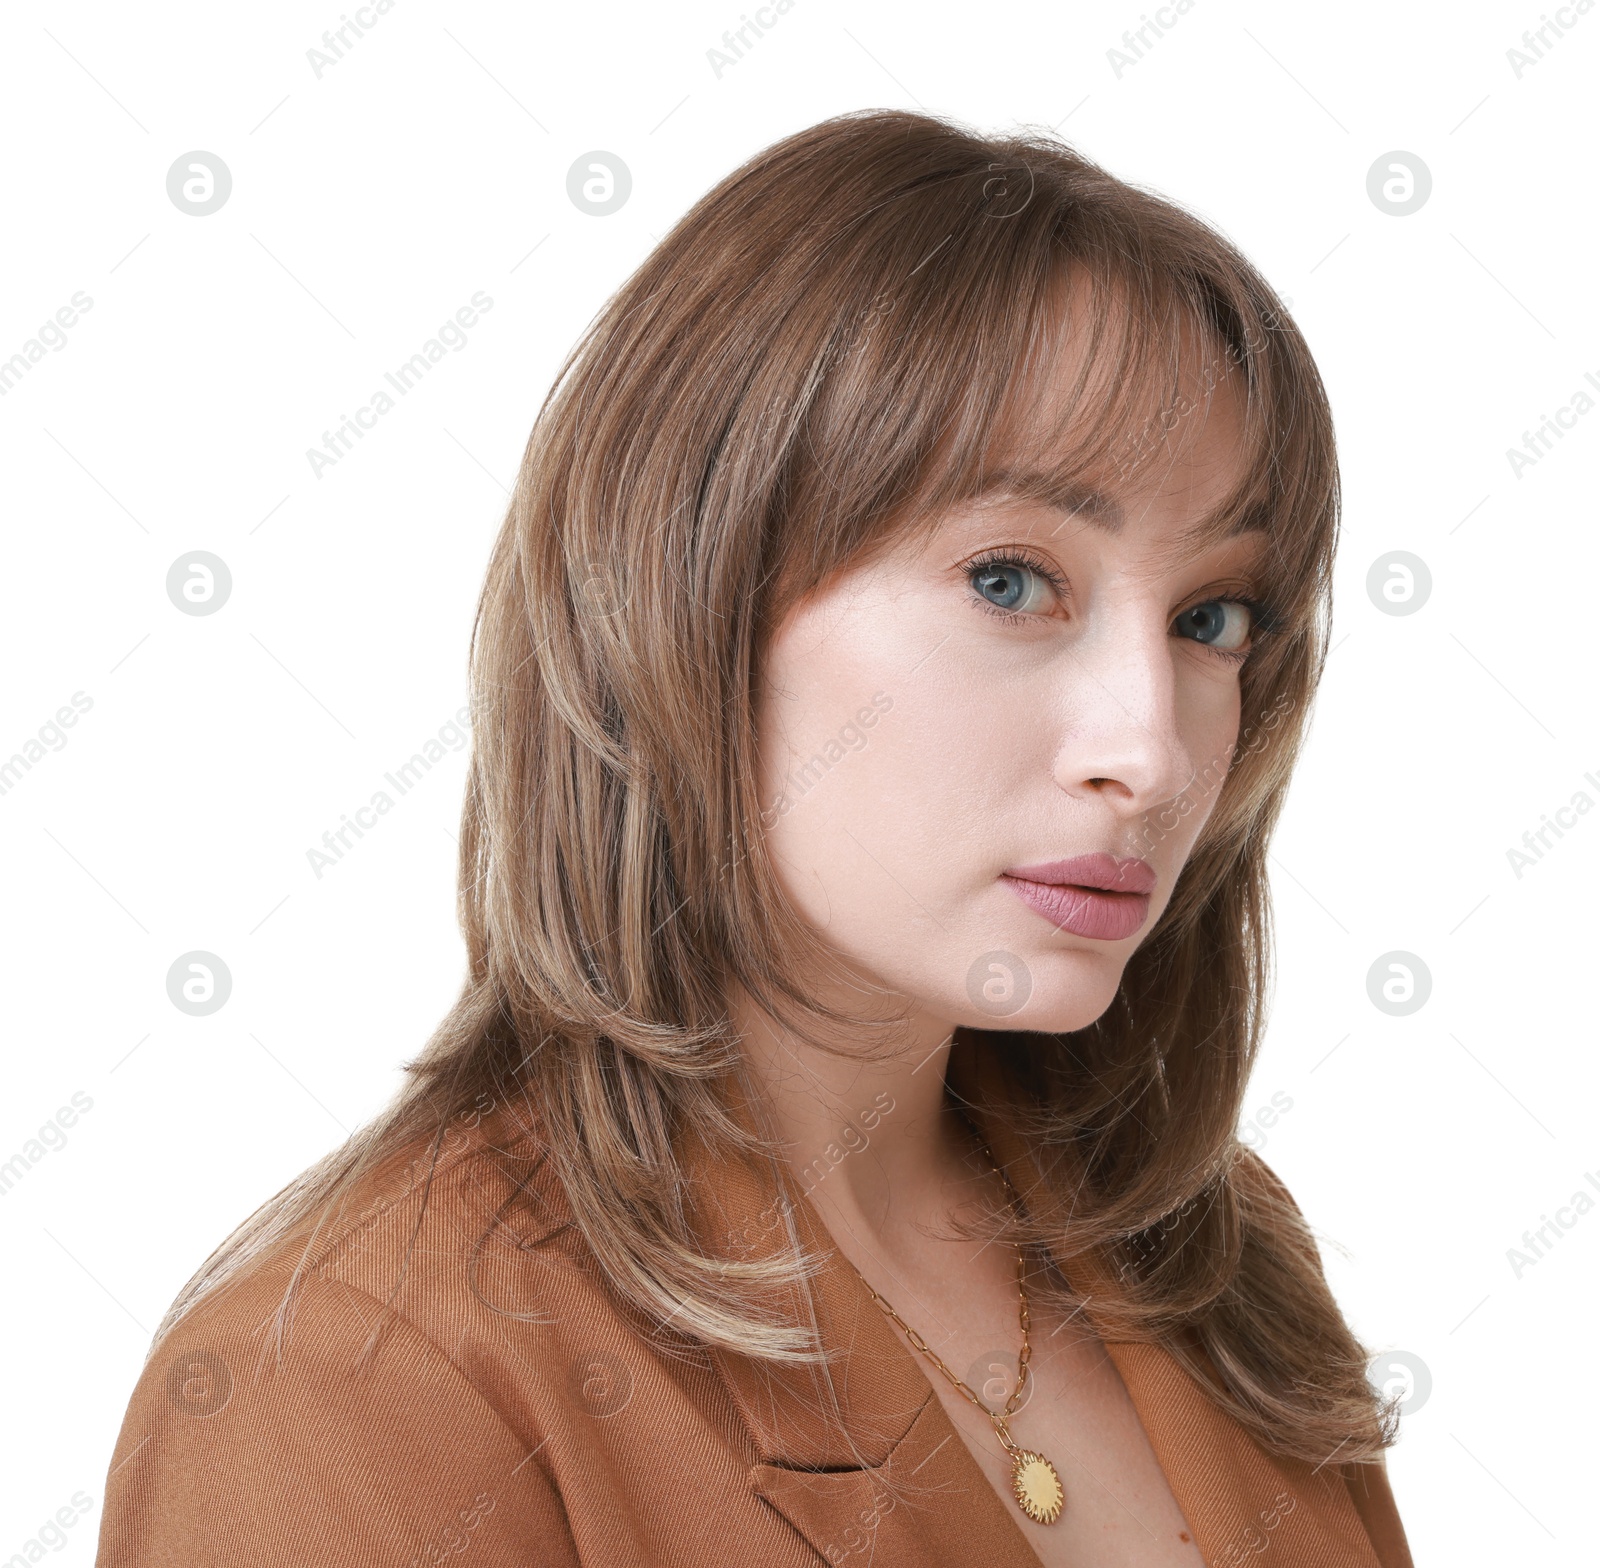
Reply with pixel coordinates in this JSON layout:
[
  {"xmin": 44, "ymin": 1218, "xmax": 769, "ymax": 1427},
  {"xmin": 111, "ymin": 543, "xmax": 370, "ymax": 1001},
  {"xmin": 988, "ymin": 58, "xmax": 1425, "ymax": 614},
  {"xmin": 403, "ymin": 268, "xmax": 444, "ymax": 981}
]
[{"xmin": 96, "ymin": 1044, "xmax": 1413, "ymax": 1567}]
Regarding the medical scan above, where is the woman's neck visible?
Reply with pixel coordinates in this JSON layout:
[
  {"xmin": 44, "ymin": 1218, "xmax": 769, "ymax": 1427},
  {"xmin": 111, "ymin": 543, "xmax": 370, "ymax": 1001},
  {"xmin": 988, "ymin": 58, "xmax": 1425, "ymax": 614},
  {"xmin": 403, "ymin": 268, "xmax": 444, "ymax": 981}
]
[{"xmin": 727, "ymin": 982, "xmax": 987, "ymax": 1265}]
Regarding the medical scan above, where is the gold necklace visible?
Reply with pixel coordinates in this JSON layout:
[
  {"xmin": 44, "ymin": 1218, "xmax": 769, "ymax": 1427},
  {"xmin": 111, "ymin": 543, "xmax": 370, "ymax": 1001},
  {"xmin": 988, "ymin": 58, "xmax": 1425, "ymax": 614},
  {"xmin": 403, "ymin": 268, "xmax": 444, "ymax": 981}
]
[{"xmin": 843, "ymin": 1128, "xmax": 1065, "ymax": 1526}]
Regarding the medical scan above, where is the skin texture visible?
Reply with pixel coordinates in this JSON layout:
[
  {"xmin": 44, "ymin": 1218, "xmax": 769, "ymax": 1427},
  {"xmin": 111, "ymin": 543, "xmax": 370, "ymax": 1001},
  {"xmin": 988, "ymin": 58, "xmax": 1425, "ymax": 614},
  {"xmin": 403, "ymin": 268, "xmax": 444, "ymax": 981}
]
[{"xmin": 730, "ymin": 311, "xmax": 1266, "ymax": 1565}]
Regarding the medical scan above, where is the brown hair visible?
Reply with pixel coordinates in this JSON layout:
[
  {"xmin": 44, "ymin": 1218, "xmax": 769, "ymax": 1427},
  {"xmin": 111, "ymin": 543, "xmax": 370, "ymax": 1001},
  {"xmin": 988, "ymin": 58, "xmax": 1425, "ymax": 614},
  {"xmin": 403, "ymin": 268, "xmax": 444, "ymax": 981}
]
[{"xmin": 156, "ymin": 108, "xmax": 1393, "ymax": 1468}]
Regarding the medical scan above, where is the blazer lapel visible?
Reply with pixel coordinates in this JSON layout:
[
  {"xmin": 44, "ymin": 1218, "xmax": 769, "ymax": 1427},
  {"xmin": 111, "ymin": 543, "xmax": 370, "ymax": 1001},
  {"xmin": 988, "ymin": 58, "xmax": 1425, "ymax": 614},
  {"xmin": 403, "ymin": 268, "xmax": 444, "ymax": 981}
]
[
  {"xmin": 748, "ymin": 1397, "xmax": 1038, "ymax": 1568},
  {"xmin": 680, "ymin": 1104, "xmax": 1044, "ymax": 1566}
]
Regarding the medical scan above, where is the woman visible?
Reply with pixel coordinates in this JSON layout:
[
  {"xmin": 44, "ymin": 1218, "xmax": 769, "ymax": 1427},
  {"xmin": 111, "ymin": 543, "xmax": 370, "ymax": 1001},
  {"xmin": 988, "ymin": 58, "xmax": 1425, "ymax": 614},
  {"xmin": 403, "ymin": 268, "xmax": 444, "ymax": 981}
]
[{"xmin": 97, "ymin": 110, "xmax": 1412, "ymax": 1567}]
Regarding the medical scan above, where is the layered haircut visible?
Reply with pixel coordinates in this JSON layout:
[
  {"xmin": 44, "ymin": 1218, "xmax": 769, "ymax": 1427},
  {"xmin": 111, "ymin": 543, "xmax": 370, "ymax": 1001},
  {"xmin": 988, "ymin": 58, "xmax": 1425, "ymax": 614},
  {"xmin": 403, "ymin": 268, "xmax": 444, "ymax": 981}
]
[{"xmin": 156, "ymin": 110, "xmax": 1392, "ymax": 1467}]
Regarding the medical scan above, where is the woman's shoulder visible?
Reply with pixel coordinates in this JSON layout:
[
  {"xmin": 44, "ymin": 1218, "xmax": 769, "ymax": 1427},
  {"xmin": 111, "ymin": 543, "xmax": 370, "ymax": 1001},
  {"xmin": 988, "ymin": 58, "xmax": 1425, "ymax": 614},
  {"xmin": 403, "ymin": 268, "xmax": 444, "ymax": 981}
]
[
  {"xmin": 96, "ymin": 1112, "xmax": 599, "ymax": 1566},
  {"xmin": 148, "ymin": 1102, "xmax": 608, "ymax": 1382},
  {"xmin": 300, "ymin": 1105, "xmax": 590, "ymax": 1308},
  {"xmin": 177, "ymin": 1105, "xmax": 590, "ymax": 1343}
]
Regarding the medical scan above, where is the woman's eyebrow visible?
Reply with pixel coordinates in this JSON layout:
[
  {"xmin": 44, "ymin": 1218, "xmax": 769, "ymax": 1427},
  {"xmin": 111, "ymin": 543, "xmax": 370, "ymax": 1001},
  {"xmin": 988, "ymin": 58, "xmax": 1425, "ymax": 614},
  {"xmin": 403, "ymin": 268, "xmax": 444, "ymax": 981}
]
[
  {"xmin": 964, "ymin": 467, "xmax": 1126, "ymax": 532},
  {"xmin": 959, "ymin": 465, "xmax": 1265, "ymax": 543}
]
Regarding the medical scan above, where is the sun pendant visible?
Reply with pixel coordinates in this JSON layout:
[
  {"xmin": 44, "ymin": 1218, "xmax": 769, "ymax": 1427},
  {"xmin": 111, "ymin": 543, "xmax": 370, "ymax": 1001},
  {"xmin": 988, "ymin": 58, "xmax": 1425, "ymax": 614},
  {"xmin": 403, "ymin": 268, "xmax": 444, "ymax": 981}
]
[{"xmin": 1010, "ymin": 1449, "xmax": 1065, "ymax": 1524}]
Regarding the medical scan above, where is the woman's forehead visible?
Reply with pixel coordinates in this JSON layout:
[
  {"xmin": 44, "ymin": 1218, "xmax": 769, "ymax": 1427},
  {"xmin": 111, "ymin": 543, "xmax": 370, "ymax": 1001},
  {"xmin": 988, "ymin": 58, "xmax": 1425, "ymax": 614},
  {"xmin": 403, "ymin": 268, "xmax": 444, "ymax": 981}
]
[
  {"xmin": 963, "ymin": 376, "xmax": 1256, "ymax": 550},
  {"xmin": 971, "ymin": 280, "xmax": 1255, "ymax": 506}
]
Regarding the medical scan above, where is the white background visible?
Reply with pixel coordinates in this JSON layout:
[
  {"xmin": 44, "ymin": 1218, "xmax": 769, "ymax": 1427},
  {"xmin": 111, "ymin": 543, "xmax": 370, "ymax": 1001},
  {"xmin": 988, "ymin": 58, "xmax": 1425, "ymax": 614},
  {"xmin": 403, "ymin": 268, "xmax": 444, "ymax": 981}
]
[{"xmin": 2, "ymin": 0, "xmax": 1595, "ymax": 1561}]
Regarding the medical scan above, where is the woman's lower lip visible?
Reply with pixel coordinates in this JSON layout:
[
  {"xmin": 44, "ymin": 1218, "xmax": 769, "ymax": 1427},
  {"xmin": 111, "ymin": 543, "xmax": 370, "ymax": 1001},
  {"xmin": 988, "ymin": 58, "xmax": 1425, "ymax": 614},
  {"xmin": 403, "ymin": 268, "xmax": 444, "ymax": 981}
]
[{"xmin": 1002, "ymin": 875, "xmax": 1151, "ymax": 941}]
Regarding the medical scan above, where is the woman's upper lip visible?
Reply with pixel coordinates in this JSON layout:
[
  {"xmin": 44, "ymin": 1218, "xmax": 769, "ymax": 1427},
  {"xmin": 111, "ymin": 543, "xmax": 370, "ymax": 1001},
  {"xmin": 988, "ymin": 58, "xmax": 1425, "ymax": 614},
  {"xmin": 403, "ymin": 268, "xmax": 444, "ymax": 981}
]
[{"xmin": 1003, "ymin": 853, "xmax": 1156, "ymax": 896}]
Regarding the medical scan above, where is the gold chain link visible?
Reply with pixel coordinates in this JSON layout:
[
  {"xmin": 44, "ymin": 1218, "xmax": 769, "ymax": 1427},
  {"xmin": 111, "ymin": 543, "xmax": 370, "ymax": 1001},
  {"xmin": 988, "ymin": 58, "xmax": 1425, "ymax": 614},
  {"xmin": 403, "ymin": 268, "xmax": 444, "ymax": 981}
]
[{"xmin": 841, "ymin": 1117, "xmax": 1034, "ymax": 1451}]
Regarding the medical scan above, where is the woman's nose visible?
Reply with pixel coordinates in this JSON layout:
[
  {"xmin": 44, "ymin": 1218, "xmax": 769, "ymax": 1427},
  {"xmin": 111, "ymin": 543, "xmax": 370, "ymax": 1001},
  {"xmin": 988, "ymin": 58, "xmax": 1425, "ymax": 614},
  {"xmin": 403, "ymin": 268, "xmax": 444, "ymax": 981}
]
[{"xmin": 1047, "ymin": 616, "xmax": 1199, "ymax": 814}]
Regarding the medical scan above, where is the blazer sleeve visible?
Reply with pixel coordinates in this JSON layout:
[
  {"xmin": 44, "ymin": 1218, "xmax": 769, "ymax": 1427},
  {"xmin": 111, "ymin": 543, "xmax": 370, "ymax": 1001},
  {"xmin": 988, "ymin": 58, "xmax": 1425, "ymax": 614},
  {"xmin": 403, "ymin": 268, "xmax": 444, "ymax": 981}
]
[{"xmin": 94, "ymin": 1267, "xmax": 579, "ymax": 1568}]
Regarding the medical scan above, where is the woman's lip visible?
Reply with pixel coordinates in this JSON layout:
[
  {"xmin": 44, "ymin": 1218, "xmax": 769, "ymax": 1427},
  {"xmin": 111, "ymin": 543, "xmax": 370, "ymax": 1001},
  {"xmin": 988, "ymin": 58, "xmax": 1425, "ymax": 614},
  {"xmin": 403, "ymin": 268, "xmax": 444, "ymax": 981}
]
[
  {"xmin": 1003, "ymin": 876, "xmax": 1152, "ymax": 942},
  {"xmin": 1004, "ymin": 852, "xmax": 1156, "ymax": 896}
]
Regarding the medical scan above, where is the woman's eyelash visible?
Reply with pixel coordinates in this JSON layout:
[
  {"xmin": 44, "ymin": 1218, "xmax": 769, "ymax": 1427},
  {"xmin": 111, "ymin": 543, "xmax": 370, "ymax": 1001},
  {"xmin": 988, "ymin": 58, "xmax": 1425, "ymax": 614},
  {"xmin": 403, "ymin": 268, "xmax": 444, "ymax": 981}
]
[
  {"xmin": 1229, "ymin": 595, "xmax": 1279, "ymax": 637},
  {"xmin": 966, "ymin": 547, "xmax": 1067, "ymax": 587}
]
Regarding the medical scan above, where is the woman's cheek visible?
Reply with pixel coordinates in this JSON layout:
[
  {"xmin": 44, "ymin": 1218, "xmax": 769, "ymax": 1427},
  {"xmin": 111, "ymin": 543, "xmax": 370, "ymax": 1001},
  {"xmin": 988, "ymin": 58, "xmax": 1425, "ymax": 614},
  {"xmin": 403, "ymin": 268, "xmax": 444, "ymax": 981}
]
[{"xmin": 1169, "ymin": 670, "xmax": 1243, "ymax": 840}]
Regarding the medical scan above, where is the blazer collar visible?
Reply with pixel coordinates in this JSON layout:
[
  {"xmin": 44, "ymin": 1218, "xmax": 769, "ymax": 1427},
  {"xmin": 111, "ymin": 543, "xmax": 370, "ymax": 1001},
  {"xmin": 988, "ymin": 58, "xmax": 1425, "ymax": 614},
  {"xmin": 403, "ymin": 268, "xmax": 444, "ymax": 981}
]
[{"xmin": 682, "ymin": 1036, "xmax": 1390, "ymax": 1568}]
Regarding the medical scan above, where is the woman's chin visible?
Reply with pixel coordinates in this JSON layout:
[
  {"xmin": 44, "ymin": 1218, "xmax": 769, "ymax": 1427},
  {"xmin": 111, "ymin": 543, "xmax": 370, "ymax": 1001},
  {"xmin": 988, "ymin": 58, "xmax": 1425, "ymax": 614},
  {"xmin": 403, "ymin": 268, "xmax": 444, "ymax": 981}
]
[{"xmin": 948, "ymin": 954, "xmax": 1126, "ymax": 1035}]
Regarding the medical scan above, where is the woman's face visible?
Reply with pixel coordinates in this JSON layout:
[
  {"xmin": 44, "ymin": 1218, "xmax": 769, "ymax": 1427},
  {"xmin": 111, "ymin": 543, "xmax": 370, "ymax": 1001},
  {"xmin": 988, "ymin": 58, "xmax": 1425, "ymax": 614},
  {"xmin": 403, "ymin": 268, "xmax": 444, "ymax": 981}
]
[{"xmin": 753, "ymin": 343, "xmax": 1267, "ymax": 1036}]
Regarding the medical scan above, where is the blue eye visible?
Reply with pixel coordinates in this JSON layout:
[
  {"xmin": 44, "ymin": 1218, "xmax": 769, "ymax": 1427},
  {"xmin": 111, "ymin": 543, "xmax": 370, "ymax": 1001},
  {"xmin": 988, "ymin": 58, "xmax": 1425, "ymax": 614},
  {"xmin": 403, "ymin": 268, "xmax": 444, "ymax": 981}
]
[
  {"xmin": 1173, "ymin": 599, "xmax": 1253, "ymax": 653},
  {"xmin": 968, "ymin": 557, "xmax": 1057, "ymax": 615}
]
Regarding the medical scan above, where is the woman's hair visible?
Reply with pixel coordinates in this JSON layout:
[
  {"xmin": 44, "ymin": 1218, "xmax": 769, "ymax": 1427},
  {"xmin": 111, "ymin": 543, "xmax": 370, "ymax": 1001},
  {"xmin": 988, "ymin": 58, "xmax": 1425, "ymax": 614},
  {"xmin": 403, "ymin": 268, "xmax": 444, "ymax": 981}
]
[{"xmin": 155, "ymin": 109, "xmax": 1393, "ymax": 1466}]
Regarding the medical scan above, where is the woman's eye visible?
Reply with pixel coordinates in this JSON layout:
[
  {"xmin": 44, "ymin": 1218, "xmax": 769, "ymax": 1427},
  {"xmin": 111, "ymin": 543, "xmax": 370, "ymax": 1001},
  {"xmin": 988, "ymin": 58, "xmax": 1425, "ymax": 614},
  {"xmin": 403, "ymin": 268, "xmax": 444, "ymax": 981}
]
[
  {"xmin": 968, "ymin": 560, "xmax": 1055, "ymax": 616},
  {"xmin": 1172, "ymin": 599, "xmax": 1253, "ymax": 653}
]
